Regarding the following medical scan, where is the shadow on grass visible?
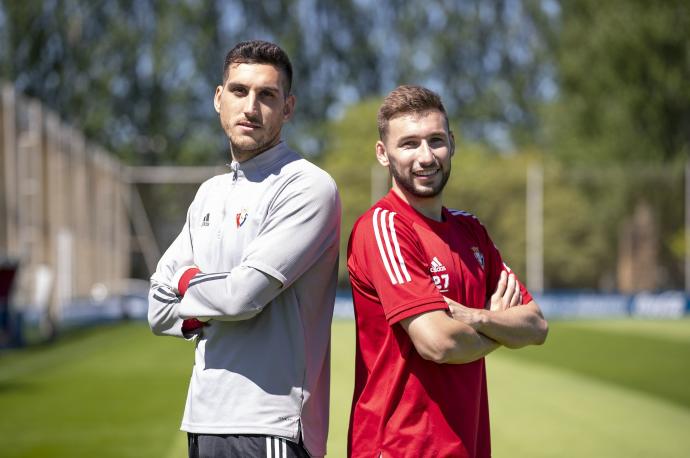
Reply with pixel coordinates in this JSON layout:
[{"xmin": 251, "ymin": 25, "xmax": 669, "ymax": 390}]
[
  {"xmin": 0, "ymin": 380, "xmax": 37, "ymax": 393},
  {"xmin": 498, "ymin": 321, "xmax": 690, "ymax": 409}
]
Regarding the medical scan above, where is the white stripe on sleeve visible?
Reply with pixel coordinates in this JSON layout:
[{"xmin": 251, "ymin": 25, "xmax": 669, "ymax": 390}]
[
  {"xmin": 372, "ymin": 208, "xmax": 397, "ymax": 284},
  {"xmin": 388, "ymin": 212, "xmax": 411, "ymax": 282},
  {"xmin": 266, "ymin": 437, "xmax": 272, "ymax": 458},
  {"xmin": 380, "ymin": 210, "xmax": 404, "ymax": 284}
]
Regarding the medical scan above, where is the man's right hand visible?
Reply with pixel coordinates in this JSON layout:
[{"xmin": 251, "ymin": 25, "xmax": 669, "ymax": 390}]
[{"xmin": 444, "ymin": 297, "xmax": 486, "ymax": 330}]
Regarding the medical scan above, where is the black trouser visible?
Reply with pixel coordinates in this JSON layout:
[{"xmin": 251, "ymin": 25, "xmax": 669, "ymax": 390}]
[{"xmin": 187, "ymin": 433, "xmax": 311, "ymax": 458}]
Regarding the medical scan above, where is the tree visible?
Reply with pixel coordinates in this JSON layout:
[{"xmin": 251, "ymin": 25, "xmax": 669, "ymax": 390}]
[
  {"xmin": 536, "ymin": 1, "xmax": 690, "ymax": 290},
  {"xmin": 1, "ymin": 0, "xmax": 557, "ymax": 162},
  {"xmin": 545, "ymin": 0, "xmax": 690, "ymax": 163},
  {"xmin": 317, "ymin": 99, "xmax": 381, "ymax": 284},
  {"xmin": 0, "ymin": 0, "xmax": 226, "ymax": 165}
]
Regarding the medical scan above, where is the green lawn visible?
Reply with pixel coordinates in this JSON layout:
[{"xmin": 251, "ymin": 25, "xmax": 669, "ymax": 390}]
[
  {"xmin": 0, "ymin": 323, "xmax": 192, "ymax": 458},
  {"xmin": 1, "ymin": 319, "xmax": 689, "ymax": 457}
]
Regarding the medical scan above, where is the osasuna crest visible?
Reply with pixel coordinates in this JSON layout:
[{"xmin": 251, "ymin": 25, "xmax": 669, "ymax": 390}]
[
  {"xmin": 235, "ymin": 209, "xmax": 248, "ymax": 228},
  {"xmin": 472, "ymin": 246, "xmax": 485, "ymax": 269}
]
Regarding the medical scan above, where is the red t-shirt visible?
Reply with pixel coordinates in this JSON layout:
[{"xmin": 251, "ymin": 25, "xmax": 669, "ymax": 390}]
[{"xmin": 347, "ymin": 190, "xmax": 532, "ymax": 458}]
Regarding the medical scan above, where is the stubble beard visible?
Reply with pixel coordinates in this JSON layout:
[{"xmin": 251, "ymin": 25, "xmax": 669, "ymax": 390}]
[
  {"xmin": 226, "ymin": 123, "xmax": 282, "ymax": 162},
  {"xmin": 389, "ymin": 162, "xmax": 451, "ymax": 198}
]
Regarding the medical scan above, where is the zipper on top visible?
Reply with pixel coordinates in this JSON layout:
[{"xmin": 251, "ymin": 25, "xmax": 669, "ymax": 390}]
[{"xmin": 227, "ymin": 161, "xmax": 240, "ymax": 183}]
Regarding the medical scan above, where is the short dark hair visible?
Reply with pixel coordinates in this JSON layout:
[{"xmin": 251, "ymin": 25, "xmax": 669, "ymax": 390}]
[
  {"xmin": 222, "ymin": 40, "xmax": 293, "ymax": 94},
  {"xmin": 377, "ymin": 85, "xmax": 449, "ymax": 140}
]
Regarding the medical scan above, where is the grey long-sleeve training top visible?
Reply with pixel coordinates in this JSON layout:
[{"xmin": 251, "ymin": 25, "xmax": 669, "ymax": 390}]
[{"xmin": 148, "ymin": 141, "xmax": 341, "ymax": 457}]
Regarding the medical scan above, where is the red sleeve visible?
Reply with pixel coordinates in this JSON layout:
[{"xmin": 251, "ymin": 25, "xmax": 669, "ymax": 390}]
[
  {"xmin": 476, "ymin": 219, "xmax": 533, "ymax": 305},
  {"xmin": 348, "ymin": 207, "xmax": 448, "ymax": 324}
]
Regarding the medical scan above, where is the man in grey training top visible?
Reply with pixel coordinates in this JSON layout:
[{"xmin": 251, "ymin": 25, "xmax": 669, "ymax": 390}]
[{"xmin": 148, "ymin": 40, "xmax": 341, "ymax": 458}]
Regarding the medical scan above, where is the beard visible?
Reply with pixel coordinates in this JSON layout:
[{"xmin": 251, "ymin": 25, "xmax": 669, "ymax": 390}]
[
  {"xmin": 223, "ymin": 118, "xmax": 282, "ymax": 160},
  {"xmin": 229, "ymin": 131, "xmax": 280, "ymax": 157},
  {"xmin": 389, "ymin": 161, "xmax": 451, "ymax": 198}
]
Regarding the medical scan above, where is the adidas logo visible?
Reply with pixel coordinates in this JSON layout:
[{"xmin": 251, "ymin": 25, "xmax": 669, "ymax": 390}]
[
  {"xmin": 201, "ymin": 213, "xmax": 210, "ymax": 227},
  {"xmin": 430, "ymin": 257, "xmax": 447, "ymax": 273}
]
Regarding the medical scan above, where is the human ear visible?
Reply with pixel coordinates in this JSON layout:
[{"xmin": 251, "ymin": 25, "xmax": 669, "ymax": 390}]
[
  {"xmin": 375, "ymin": 141, "xmax": 389, "ymax": 167},
  {"xmin": 449, "ymin": 131, "xmax": 456, "ymax": 157},
  {"xmin": 213, "ymin": 85, "xmax": 223, "ymax": 114},
  {"xmin": 283, "ymin": 95, "xmax": 296, "ymax": 120}
]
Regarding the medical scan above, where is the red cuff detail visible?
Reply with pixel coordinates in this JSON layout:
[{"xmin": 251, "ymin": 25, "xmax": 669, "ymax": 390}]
[
  {"xmin": 182, "ymin": 318, "xmax": 205, "ymax": 333},
  {"xmin": 178, "ymin": 267, "xmax": 201, "ymax": 296}
]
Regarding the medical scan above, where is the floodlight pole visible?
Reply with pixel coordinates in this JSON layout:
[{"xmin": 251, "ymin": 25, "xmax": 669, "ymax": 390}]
[
  {"xmin": 685, "ymin": 160, "xmax": 690, "ymax": 293},
  {"xmin": 526, "ymin": 163, "xmax": 544, "ymax": 293},
  {"xmin": 371, "ymin": 164, "xmax": 389, "ymax": 205}
]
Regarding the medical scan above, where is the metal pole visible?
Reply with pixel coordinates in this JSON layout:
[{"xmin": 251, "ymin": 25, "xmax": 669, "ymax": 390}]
[
  {"xmin": 371, "ymin": 164, "xmax": 389, "ymax": 205},
  {"xmin": 124, "ymin": 184, "xmax": 162, "ymax": 274},
  {"xmin": 2, "ymin": 86, "xmax": 17, "ymax": 257},
  {"xmin": 526, "ymin": 163, "xmax": 544, "ymax": 293},
  {"xmin": 685, "ymin": 160, "xmax": 690, "ymax": 293},
  {"xmin": 126, "ymin": 166, "xmax": 226, "ymax": 184}
]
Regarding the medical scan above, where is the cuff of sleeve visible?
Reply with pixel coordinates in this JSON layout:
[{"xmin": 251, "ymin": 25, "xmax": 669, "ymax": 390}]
[
  {"xmin": 173, "ymin": 266, "xmax": 200, "ymax": 296},
  {"xmin": 387, "ymin": 298, "xmax": 449, "ymax": 325}
]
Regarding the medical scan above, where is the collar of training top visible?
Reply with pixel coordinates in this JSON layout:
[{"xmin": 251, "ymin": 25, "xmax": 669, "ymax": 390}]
[{"xmin": 229, "ymin": 141, "xmax": 300, "ymax": 181}]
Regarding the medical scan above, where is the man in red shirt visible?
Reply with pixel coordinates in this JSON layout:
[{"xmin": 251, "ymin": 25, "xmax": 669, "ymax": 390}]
[{"xmin": 347, "ymin": 85, "xmax": 548, "ymax": 458}]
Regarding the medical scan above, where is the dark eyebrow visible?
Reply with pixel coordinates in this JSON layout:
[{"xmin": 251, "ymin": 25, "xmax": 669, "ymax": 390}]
[
  {"xmin": 226, "ymin": 82, "xmax": 281, "ymax": 96},
  {"xmin": 258, "ymin": 86, "xmax": 280, "ymax": 96}
]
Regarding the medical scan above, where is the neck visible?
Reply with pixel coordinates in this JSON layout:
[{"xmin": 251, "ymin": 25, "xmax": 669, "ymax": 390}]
[
  {"xmin": 230, "ymin": 138, "xmax": 281, "ymax": 163},
  {"xmin": 391, "ymin": 186, "xmax": 443, "ymax": 221}
]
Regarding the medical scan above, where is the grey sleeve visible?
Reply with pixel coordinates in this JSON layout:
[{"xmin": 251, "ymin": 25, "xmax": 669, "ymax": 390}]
[
  {"xmin": 178, "ymin": 173, "xmax": 341, "ymax": 320},
  {"xmin": 177, "ymin": 265, "xmax": 282, "ymax": 321},
  {"xmin": 147, "ymin": 205, "xmax": 196, "ymax": 338},
  {"xmin": 243, "ymin": 174, "xmax": 341, "ymax": 287}
]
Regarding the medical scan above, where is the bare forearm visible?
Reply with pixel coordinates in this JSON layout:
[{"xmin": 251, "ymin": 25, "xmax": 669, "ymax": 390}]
[
  {"xmin": 401, "ymin": 310, "xmax": 501, "ymax": 365},
  {"xmin": 475, "ymin": 301, "xmax": 548, "ymax": 348},
  {"xmin": 440, "ymin": 326, "xmax": 502, "ymax": 364}
]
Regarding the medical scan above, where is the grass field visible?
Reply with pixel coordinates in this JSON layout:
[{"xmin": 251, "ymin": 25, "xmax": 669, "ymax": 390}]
[{"xmin": 1, "ymin": 319, "xmax": 689, "ymax": 457}]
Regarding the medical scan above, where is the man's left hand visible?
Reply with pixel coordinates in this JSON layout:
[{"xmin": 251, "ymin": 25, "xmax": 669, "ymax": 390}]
[{"xmin": 443, "ymin": 296, "xmax": 486, "ymax": 330}]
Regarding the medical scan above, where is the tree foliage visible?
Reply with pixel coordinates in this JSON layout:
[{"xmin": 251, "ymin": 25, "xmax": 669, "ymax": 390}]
[
  {"xmin": 320, "ymin": 98, "xmax": 684, "ymax": 290},
  {"xmin": 0, "ymin": 0, "xmax": 555, "ymax": 162},
  {"xmin": 317, "ymin": 99, "xmax": 381, "ymax": 284},
  {"xmin": 1, "ymin": 0, "xmax": 226, "ymax": 164},
  {"xmin": 538, "ymin": 0, "xmax": 690, "ymax": 289},
  {"xmin": 444, "ymin": 150, "xmax": 616, "ymax": 290},
  {"xmin": 545, "ymin": 0, "xmax": 690, "ymax": 163},
  {"xmin": 2, "ymin": 1, "xmax": 687, "ymax": 289}
]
